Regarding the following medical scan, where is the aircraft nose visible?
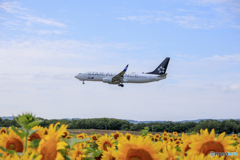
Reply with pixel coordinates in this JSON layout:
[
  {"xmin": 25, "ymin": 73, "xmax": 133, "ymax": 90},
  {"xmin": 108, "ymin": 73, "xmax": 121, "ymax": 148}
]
[{"xmin": 74, "ymin": 75, "xmax": 78, "ymax": 79}]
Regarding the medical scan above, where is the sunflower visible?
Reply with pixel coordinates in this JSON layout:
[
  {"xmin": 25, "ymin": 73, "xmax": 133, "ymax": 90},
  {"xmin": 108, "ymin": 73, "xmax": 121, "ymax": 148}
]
[
  {"xmin": 0, "ymin": 127, "xmax": 7, "ymax": 134},
  {"xmin": 153, "ymin": 136, "xmax": 159, "ymax": 142},
  {"xmin": 188, "ymin": 129, "xmax": 235, "ymax": 159},
  {"xmin": 0, "ymin": 128, "xmax": 24, "ymax": 156},
  {"xmin": 182, "ymin": 153, "xmax": 225, "ymax": 160},
  {"xmin": 4, "ymin": 150, "xmax": 42, "ymax": 160},
  {"xmin": 159, "ymin": 141, "xmax": 168, "ymax": 152},
  {"xmin": 91, "ymin": 134, "xmax": 98, "ymax": 141},
  {"xmin": 162, "ymin": 145, "xmax": 179, "ymax": 160},
  {"xmin": 76, "ymin": 133, "xmax": 86, "ymax": 139},
  {"xmin": 232, "ymin": 134, "xmax": 237, "ymax": 138},
  {"xmin": 38, "ymin": 122, "xmax": 68, "ymax": 160},
  {"xmin": 179, "ymin": 137, "xmax": 192, "ymax": 157},
  {"xmin": 163, "ymin": 131, "xmax": 168, "ymax": 136},
  {"xmin": 169, "ymin": 137, "xmax": 174, "ymax": 142},
  {"xmin": 112, "ymin": 131, "xmax": 122, "ymax": 140},
  {"xmin": 70, "ymin": 143, "xmax": 88, "ymax": 160},
  {"xmin": 97, "ymin": 135, "xmax": 115, "ymax": 151},
  {"xmin": 28, "ymin": 126, "xmax": 45, "ymax": 142},
  {"xmin": 161, "ymin": 136, "xmax": 168, "ymax": 142},
  {"xmin": 173, "ymin": 132, "xmax": 178, "ymax": 137},
  {"xmin": 125, "ymin": 133, "xmax": 133, "ymax": 141},
  {"xmin": 154, "ymin": 134, "xmax": 160, "ymax": 139},
  {"xmin": 113, "ymin": 136, "xmax": 168, "ymax": 160},
  {"xmin": 102, "ymin": 147, "xmax": 116, "ymax": 160},
  {"xmin": 62, "ymin": 130, "xmax": 70, "ymax": 139},
  {"xmin": 43, "ymin": 127, "xmax": 48, "ymax": 135},
  {"xmin": 174, "ymin": 140, "xmax": 181, "ymax": 147}
]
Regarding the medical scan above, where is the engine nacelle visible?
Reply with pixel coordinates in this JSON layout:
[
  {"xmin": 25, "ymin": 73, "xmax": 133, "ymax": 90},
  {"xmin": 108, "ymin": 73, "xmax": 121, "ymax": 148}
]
[{"xmin": 102, "ymin": 77, "xmax": 112, "ymax": 83}]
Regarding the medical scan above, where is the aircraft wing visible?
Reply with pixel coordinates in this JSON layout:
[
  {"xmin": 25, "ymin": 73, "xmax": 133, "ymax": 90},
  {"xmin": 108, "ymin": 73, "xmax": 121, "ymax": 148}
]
[{"xmin": 112, "ymin": 65, "xmax": 128, "ymax": 83}]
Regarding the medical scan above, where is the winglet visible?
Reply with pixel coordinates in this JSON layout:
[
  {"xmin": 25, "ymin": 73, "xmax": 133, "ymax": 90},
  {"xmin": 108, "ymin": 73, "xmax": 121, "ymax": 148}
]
[{"xmin": 123, "ymin": 65, "xmax": 129, "ymax": 71}]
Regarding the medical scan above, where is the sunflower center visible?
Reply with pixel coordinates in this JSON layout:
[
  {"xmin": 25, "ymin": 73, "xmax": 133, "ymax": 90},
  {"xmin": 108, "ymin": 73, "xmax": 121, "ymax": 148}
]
[
  {"xmin": 200, "ymin": 141, "xmax": 224, "ymax": 156},
  {"xmin": 29, "ymin": 133, "xmax": 41, "ymax": 141},
  {"xmin": 6, "ymin": 137, "xmax": 23, "ymax": 152},
  {"xmin": 184, "ymin": 145, "xmax": 191, "ymax": 156},
  {"xmin": 9, "ymin": 144, "xmax": 15, "ymax": 150},
  {"xmin": 62, "ymin": 132, "xmax": 68, "ymax": 138},
  {"xmin": 92, "ymin": 136, "xmax": 97, "ymax": 140},
  {"xmin": 126, "ymin": 149, "xmax": 153, "ymax": 160},
  {"xmin": 114, "ymin": 134, "xmax": 119, "ymax": 139},
  {"xmin": 1, "ymin": 130, "xmax": 6, "ymax": 134},
  {"xmin": 103, "ymin": 142, "xmax": 111, "ymax": 151}
]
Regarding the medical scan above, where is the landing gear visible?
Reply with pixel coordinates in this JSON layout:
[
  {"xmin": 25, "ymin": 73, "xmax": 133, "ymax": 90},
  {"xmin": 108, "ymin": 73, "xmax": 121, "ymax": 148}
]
[
  {"xmin": 118, "ymin": 83, "xmax": 124, "ymax": 87},
  {"xmin": 82, "ymin": 80, "xmax": 85, "ymax": 84}
]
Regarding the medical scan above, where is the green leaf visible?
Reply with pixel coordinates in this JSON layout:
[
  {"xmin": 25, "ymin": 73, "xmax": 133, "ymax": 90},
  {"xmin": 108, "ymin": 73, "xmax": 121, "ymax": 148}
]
[
  {"xmin": 0, "ymin": 146, "xmax": 15, "ymax": 156},
  {"xmin": 11, "ymin": 126, "xmax": 26, "ymax": 139},
  {"xmin": 0, "ymin": 152, "xmax": 3, "ymax": 157},
  {"xmin": 28, "ymin": 129, "xmax": 39, "ymax": 137},
  {"xmin": 18, "ymin": 115, "xmax": 29, "ymax": 125},
  {"xmin": 17, "ymin": 152, "xmax": 24, "ymax": 156},
  {"xmin": 26, "ymin": 120, "xmax": 42, "ymax": 130},
  {"xmin": 231, "ymin": 141, "xmax": 238, "ymax": 146},
  {"xmin": 65, "ymin": 138, "xmax": 90, "ymax": 149},
  {"xmin": 175, "ymin": 146, "xmax": 181, "ymax": 152},
  {"xmin": 64, "ymin": 155, "xmax": 72, "ymax": 160},
  {"xmin": 83, "ymin": 147, "xmax": 96, "ymax": 153},
  {"xmin": 13, "ymin": 115, "xmax": 24, "ymax": 128},
  {"xmin": 84, "ymin": 158, "xmax": 95, "ymax": 160},
  {"xmin": 29, "ymin": 139, "xmax": 41, "ymax": 149},
  {"xmin": 92, "ymin": 150, "xmax": 103, "ymax": 157}
]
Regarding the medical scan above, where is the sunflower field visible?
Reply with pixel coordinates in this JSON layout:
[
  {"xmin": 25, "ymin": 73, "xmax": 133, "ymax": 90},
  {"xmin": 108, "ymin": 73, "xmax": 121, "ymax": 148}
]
[{"xmin": 0, "ymin": 113, "xmax": 240, "ymax": 160}]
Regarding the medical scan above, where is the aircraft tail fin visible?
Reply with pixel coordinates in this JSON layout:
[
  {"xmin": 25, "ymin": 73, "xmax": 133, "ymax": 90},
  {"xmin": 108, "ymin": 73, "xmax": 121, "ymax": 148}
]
[{"xmin": 146, "ymin": 57, "xmax": 170, "ymax": 75}]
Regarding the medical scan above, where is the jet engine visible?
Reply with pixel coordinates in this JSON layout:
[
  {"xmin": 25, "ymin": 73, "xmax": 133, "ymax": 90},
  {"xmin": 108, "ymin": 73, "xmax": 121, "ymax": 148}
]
[{"xmin": 102, "ymin": 77, "xmax": 112, "ymax": 83}]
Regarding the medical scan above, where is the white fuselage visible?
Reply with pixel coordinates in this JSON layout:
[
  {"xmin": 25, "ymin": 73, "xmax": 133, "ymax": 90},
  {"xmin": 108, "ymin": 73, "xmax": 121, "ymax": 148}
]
[{"xmin": 74, "ymin": 72, "xmax": 166, "ymax": 84}]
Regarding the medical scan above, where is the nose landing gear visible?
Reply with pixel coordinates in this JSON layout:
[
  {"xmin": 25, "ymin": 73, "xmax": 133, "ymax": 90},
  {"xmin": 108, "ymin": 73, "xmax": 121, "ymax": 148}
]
[
  {"xmin": 118, "ymin": 83, "xmax": 124, "ymax": 87},
  {"xmin": 82, "ymin": 80, "xmax": 85, "ymax": 84}
]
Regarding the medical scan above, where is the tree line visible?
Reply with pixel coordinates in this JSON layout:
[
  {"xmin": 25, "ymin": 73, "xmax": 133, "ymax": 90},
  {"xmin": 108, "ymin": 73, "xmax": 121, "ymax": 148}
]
[{"xmin": 0, "ymin": 117, "xmax": 240, "ymax": 134}]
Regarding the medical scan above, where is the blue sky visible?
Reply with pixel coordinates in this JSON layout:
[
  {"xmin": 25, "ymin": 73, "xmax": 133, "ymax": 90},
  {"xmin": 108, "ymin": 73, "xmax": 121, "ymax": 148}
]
[{"xmin": 0, "ymin": 0, "xmax": 240, "ymax": 121}]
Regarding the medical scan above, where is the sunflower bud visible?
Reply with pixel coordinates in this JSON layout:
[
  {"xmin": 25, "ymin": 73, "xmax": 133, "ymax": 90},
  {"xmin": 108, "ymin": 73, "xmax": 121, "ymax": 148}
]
[{"xmin": 18, "ymin": 112, "xmax": 36, "ymax": 125}]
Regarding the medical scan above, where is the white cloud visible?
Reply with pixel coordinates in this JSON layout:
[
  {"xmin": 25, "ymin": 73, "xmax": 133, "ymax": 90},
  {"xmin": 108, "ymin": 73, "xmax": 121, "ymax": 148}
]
[
  {"xmin": 18, "ymin": 15, "xmax": 65, "ymax": 28},
  {"xmin": 118, "ymin": 11, "xmax": 217, "ymax": 29},
  {"xmin": 206, "ymin": 54, "xmax": 240, "ymax": 61},
  {"xmin": 221, "ymin": 83, "xmax": 240, "ymax": 91},
  {"xmin": 0, "ymin": 1, "xmax": 66, "ymax": 32},
  {"xmin": 174, "ymin": 15, "xmax": 211, "ymax": 29},
  {"xmin": 230, "ymin": 25, "xmax": 240, "ymax": 29},
  {"xmin": 190, "ymin": 0, "xmax": 229, "ymax": 5},
  {"xmin": 37, "ymin": 30, "xmax": 63, "ymax": 35},
  {"xmin": 0, "ymin": 1, "xmax": 27, "ymax": 14}
]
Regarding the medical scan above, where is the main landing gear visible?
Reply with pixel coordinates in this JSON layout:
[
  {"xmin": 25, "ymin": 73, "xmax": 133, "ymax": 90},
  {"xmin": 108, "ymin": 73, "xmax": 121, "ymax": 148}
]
[
  {"xmin": 118, "ymin": 83, "xmax": 124, "ymax": 87},
  {"xmin": 82, "ymin": 80, "xmax": 85, "ymax": 84}
]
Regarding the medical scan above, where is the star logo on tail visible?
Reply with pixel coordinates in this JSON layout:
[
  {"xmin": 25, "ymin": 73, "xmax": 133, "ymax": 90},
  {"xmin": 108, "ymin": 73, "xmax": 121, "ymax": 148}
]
[{"xmin": 158, "ymin": 66, "xmax": 165, "ymax": 74}]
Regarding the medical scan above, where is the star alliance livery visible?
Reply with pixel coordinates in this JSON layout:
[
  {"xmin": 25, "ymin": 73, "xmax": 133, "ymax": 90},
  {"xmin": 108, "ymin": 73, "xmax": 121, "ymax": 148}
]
[{"xmin": 74, "ymin": 57, "xmax": 170, "ymax": 87}]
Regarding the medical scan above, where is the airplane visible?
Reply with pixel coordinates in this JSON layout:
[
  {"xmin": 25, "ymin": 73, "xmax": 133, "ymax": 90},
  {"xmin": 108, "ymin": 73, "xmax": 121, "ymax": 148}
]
[{"xmin": 74, "ymin": 57, "xmax": 170, "ymax": 87}]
